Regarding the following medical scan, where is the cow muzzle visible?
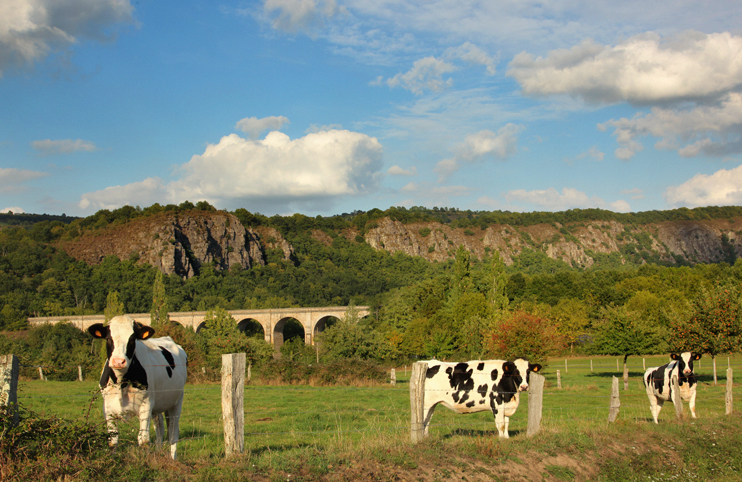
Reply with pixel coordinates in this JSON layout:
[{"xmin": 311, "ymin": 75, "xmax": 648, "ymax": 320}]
[
  {"xmin": 519, "ymin": 384, "xmax": 529, "ymax": 392},
  {"xmin": 683, "ymin": 368, "xmax": 691, "ymax": 375},
  {"xmin": 110, "ymin": 357, "xmax": 127, "ymax": 369}
]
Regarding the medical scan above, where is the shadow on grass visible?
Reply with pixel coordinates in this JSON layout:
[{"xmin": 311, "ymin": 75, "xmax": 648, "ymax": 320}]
[
  {"xmin": 440, "ymin": 427, "xmax": 525, "ymax": 439},
  {"xmin": 249, "ymin": 443, "xmax": 314, "ymax": 456},
  {"xmin": 583, "ymin": 371, "xmax": 724, "ymax": 384}
]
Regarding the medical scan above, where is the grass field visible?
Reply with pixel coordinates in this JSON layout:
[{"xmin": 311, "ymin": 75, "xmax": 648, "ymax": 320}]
[{"xmin": 10, "ymin": 354, "xmax": 742, "ymax": 481}]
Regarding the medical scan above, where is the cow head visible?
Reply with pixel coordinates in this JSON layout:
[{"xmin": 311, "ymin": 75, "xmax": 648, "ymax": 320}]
[
  {"xmin": 510, "ymin": 358, "xmax": 543, "ymax": 391},
  {"xmin": 671, "ymin": 352, "xmax": 702, "ymax": 376},
  {"xmin": 88, "ymin": 315, "xmax": 155, "ymax": 375}
]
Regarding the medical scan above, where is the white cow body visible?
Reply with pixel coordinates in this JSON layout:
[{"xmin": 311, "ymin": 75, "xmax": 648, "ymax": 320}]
[
  {"xmin": 643, "ymin": 352, "xmax": 701, "ymax": 423},
  {"xmin": 421, "ymin": 358, "xmax": 541, "ymax": 438},
  {"xmin": 89, "ymin": 315, "xmax": 187, "ymax": 459}
]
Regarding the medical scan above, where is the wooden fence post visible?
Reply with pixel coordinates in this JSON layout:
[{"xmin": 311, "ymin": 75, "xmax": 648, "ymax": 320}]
[
  {"xmin": 222, "ymin": 353, "xmax": 245, "ymax": 457},
  {"xmin": 247, "ymin": 362, "xmax": 252, "ymax": 383},
  {"xmin": 390, "ymin": 368, "xmax": 396, "ymax": 386},
  {"xmin": 672, "ymin": 373, "xmax": 684, "ymax": 420},
  {"xmin": 564, "ymin": 359, "xmax": 568, "ymax": 373},
  {"xmin": 557, "ymin": 370, "xmax": 562, "ymax": 389},
  {"xmin": 527, "ymin": 372, "xmax": 545, "ymax": 437},
  {"xmin": 0, "ymin": 355, "xmax": 19, "ymax": 427},
  {"xmin": 410, "ymin": 362, "xmax": 428, "ymax": 442},
  {"xmin": 78, "ymin": 366, "xmax": 83, "ymax": 382},
  {"xmin": 38, "ymin": 367, "xmax": 46, "ymax": 381},
  {"xmin": 726, "ymin": 367, "xmax": 733, "ymax": 416},
  {"xmin": 590, "ymin": 359, "xmax": 593, "ymax": 372},
  {"xmin": 643, "ymin": 358, "xmax": 646, "ymax": 371},
  {"xmin": 608, "ymin": 376, "xmax": 620, "ymax": 423},
  {"xmin": 623, "ymin": 363, "xmax": 629, "ymax": 391}
]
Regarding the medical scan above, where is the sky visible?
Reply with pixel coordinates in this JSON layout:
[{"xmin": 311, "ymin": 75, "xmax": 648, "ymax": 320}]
[{"xmin": 2, "ymin": 0, "xmax": 742, "ymax": 218}]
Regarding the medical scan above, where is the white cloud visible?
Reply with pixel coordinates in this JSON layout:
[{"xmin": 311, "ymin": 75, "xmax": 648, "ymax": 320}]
[
  {"xmin": 373, "ymin": 56, "xmax": 457, "ymax": 95},
  {"xmin": 435, "ymin": 124, "xmax": 523, "ymax": 180},
  {"xmin": 621, "ymin": 188, "xmax": 644, "ymax": 200},
  {"xmin": 235, "ymin": 116, "xmax": 290, "ymax": 139},
  {"xmin": 0, "ymin": 167, "xmax": 48, "ymax": 193},
  {"xmin": 504, "ymin": 187, "xmax": 631, "ymax": 212},
  {"xmin": 665, "ymin": 164, "xmax": 742, "ymax": 208},
  {"xmin": 0, "ymin": 0, "xmax": 134, "ymax": 77},
  {"xmin": 508, "ymin": 31, "xmax": 742, "ymax": 105},
  {"xmin": 444, "ymin": 42, "xmax": 496, "ymax": 75},
  {"xmin": 263, "ymin": 0, "xmax": 340, "ymax": 34},
  {"xmin": 1, "ymin": 207, "xmax": 25, "ymax": 214},
  {"xmin": 80, "ymin": 129, "xmax": 384, "ymax": 212},
  {"xmin": 32, "ymin": 138, "xmax": 96, "ymax": 154},
  {"xmin": 576, "ymin": 146, "xmax": 604, "ymax": 161},
  {"xmin": 598, "ymin": 92, "xmax": 742, "ymax": 160},
  {"xmin": 387, "ymin": 165, "xmax": 416, "ymax": 176}
]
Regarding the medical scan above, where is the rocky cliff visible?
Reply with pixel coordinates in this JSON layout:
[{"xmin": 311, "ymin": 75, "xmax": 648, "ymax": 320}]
[
  {"xmin": 362, "ymin": 217, "xmax": 742, "ymax": 268},
  {"xmin": 59, "ymin": 211, "xmax": 742, "ymax": 276},
  {"xmin": 59, "ymin": 211, "xmax": 293, "ymax": 278}
]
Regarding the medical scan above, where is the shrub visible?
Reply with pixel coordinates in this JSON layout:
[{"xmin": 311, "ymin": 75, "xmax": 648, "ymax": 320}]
[{"xmin": 485, "ymin": 310, "xmax": 564, "ymax": 366}]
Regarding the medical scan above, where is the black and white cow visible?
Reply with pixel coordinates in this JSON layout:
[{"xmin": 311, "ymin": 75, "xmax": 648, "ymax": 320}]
[
  {"xmin": 88, "ymin": 315, "xmax": 187, "ymax": 459},
  {"xmin": 421, "ymin": 358, "xmax": 542, "ymax": 438},
  {"xmin": 643, "ymin": 352, "xmax": 701, "ymax": 424}
]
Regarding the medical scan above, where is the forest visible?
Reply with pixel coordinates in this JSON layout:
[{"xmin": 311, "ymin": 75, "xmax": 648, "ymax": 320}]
[{"xmin": 1, "ymin": 202, "xmax": 742, "ymax": 380}]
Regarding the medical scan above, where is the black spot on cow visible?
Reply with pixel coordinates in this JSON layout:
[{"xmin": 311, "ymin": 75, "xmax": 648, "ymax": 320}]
[
  {"xmin": 466, "ymin": 401, "xmax": 476, "ymax": 408},
  {"xmin": 426, "ymin": 365, "xmax": 441, "ymax": 379},
  {"xmin": 477, "ymin": 362, "xmax": 485, "ymax": 371},
  {"xmin": 160, "ymin": 347, "xmax": 176, "ymax": 378},
  {"xmin": 490, "ymin": 369, "xmax": 499, "ymax": 381},
  {"xmin": 447, "ymin": 363, "xmax": 474, "ymax": 392},
  {"xmin": 99, "ymin": 364, "xmax": 118, "ymax": 388},
  {"xmin": 477, "ymin": 384, "xmax": 488, "ymax": 398},
  {"xmin": 651, "ymin": 367, "xmax": 667, "ymax": 394}
]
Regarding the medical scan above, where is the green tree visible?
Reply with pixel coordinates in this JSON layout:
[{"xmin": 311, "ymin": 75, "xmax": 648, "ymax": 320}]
[
  {"xmin": 670, "ymin": 284, "xmax": 742, "ymax": 384},
  {"xmin": 486, "ymin": 310, "xmax": 563, "ymax": 366},
  {"xmin": 488, "ymin": 250, "xmax": 510, "ymax": 312},
  {"xmin": 104, "ymin": 291, "xmax": 125, "ymax": 323},
  {"xmin": 150, "ymin": 270, "xmax": 170, "ymax": 328}
]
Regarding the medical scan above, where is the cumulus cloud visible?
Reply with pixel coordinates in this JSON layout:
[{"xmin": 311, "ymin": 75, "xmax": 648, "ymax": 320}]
[
  {"xmin": 435, "ymin": 124, "xmax": 523, "ymax": 180},
  {"xmin": 235, "ymin": 116, "xmax": 290, "ymax": 139},
  {"xmin": 80, "ymin": 128, "xmax": 384, "ymax": 212},
  {"xmin": 508, "ymin": 31, "xmax": 742, "ymax": 105},
  {"xmin": 373, "ymin": 56, "xmax": 457, "ymax": 95},
  {"xmin": 0, "ymin": 0, "xmax": 134, "ymax": 77},
  {"xmin": 387, "ymin": 165, "xmax": 416, "ymax": 176},
  {"xmin": 598, "ymin": 92, "xmax": 742, "ymax": 160},
  {"xmin": 665, "ymin": 164, "xmax": 742, "ymax": 207},
  {"xmin": 504, "ymin": 187, "xmax": 630, "ymax": 212},
  {"xmin": 263, "ymin": 0, "xmax": 340, "ymax": 34},
  {"xmin": 0, "ymin": 167, "xmax": 48, "ymax": 193},
  {"xmin": 32, "ymin": 138, "xmax": 96, "ymax": 154},
  {"xmin": 577, "ymin": 146, "xmax": 604, "ymax": 161},
  {"xmin": 444, "ymin": 42, "xmax": 497, "ymax": 75},
  {"xmin": 1, "ymin": 207, "xmax": 25, "ymax": 214}
]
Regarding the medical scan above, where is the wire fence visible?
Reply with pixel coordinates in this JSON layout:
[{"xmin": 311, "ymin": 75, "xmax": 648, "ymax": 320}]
[{"xmin": 4, "ymin": 356, "xmax": 741, "ymax": 460}]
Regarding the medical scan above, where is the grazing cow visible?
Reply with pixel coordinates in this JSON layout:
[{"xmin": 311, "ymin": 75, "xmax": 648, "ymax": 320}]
[
  {"xmin": 643, "ymin": 352, "xmax": 701, "ymax": 423},
  {"xmin": 421, "ymin": 358, "xmax": 542, "ymax": 438},
  {"xmin": 88, "ymin": 315, "xmax": 187, "ymax": 459}
]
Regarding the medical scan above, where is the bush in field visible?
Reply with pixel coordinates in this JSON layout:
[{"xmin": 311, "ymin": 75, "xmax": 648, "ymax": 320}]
[
  {"xmin": 317, "ymin": 307, "xmax": 398, "ymax": 361},
  {"xmin": 485, "ymin": 310, "xmax": 564, "ymax": 365},
  {"xmin": 591, "ymin": 304, "xmax": 667, "ymax": 364},
  {"xmin": 198, "ymin": 307, "xmax": 273, "ymax": 368}
]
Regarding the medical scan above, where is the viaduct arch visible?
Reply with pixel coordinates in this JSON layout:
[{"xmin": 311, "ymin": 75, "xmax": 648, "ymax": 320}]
[{"xmin": 28, "ymin": 306, "xmax": 370, "ymax": 350}]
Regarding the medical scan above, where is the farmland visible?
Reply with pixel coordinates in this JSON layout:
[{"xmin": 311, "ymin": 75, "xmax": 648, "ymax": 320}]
[{"xmin": 9, "ymin": 354, "xmax": 742, "ymax": 481}]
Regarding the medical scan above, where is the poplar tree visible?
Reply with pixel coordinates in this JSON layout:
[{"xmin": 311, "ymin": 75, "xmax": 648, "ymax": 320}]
[{"xmin": 150, "ymin": 270, "xmax": 169, "ymax": 328}]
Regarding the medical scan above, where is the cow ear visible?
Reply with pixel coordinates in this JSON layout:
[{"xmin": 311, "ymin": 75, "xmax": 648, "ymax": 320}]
[
  {"xmin": 503, "ymin": 361, "xmax": 515, "ymax": 373},
  {"xmin": 88, "ymin": 324, "xmax": 108, "ymax": 339},
  {"xmin": 693, "ymin": 353, "xmax": 702, "ymax": 360},
  {"xmin": 531, "ymin": 364, "xmax": 542, "ymax": 372},
  {"xmin": 133, "ymin": 322, "xmax": 155, "ymax": 340},
  {"xmin": 670, "ymin": 353, "xmax": 679, "ymax": 360}
]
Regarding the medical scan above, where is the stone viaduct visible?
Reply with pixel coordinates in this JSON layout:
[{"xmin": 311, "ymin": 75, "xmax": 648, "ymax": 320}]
[{"xmin": 28, "ymin": 306, "xmax": 370, "ymax": 350}]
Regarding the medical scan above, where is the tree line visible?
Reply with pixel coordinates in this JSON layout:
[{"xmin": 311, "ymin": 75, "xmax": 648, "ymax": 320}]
[{"xmin": 2, "ymin": 204, "xmax": 742, "ymax": 379}]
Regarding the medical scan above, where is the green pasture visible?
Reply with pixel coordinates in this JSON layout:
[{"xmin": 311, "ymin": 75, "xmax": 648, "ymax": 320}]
[{"xmin": 16, "ymin": 354, "xmax": 742, "ymax": 463}]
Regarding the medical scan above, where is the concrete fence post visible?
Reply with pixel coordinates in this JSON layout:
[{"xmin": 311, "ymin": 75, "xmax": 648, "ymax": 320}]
[
  {"xmin": 623, "ymin": 363, "xmax": 629, "ymax": 391},
  {"xmin": 557, "ymin": 370, "xmax": 562, "ymax": 389},
  {"xmin": 78, "ymin": 365, "xmax": 83, "ymax": 382},
  {"xmin": 410, "ymin": 362, "xmax": 428, "ymax": 442},
  {"xmin": 672, "ymin": 373, "xmax": 684, "ymax": 420},
  {"xmin": 222, "ymin": 353, "xmax": 245, "ymax": 457},
  {"xmin": 726, "ymin": 368, "xmax": 733, "ymax": 416},
  {"xmin": 527, "ymin": 372, "xmax": 545, "ymax": 437},
  {"xmin": 390, "ymin": 368, "xmax": 396, "ymax": 386},
  {"xmin": 608, "ymin": 376, "xmax": 620, "ymax": 423},
  {"xmin": 0, "ymin": 354, "xmax": 19, "ymax": 427}
]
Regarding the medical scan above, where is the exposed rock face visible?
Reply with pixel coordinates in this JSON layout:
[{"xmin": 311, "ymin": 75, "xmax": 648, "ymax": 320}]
[
  {"xmin": 363, "ymin": 217, "xmax": 742, "ymax": 267},
  {"xmin": 59, "ymin": 211, "xmax": 290, "ymax": 278}
]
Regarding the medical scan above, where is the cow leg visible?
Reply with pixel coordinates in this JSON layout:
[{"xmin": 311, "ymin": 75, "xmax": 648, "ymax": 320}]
[
  {"xmin": 104, "ymin": 406, "xmax": 119, "ymax": 448},
  {"xmin": 493, "ymin": 407, "xmax": 508, "ymax": 438},
  {"xmin": 154, "ymin": 413, "xmax": 165, "ymax": 450},
  {"xmin": 689, "ymin": 389, "xmax": 698, "ymax": 419},
  {"xmin": 422, "ymin": 403, "xmax": 437, "ymax": 437},
  {"xmin": 167, "ymin": 393, "xmax": 184, "ymax": 459},
  {"xmin": 137, "ymin": 408, "xmax": 153, "ymax": 447}
]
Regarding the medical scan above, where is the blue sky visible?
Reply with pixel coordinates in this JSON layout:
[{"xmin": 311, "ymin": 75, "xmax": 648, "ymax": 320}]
[{"xmin": 2, "ymin": 0, "xmax": 742, "ymax": 217}]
